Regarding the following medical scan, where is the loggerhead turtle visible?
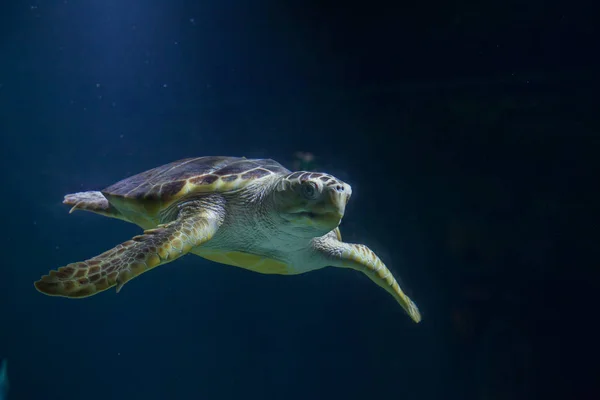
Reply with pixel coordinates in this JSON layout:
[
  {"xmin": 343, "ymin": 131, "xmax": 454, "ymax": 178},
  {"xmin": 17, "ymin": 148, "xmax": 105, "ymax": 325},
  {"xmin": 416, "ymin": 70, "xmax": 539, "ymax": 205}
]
[{"xmin": 34, "ymin": 156, "xmax": 421, "ymax": 323}]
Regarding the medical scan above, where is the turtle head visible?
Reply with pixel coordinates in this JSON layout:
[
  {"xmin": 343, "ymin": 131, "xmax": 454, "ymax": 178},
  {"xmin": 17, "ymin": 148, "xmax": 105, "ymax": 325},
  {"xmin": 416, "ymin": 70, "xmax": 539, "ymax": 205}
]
[{"xmin": 271, "ymin": 171, "xmax": 352, "ymax": 238}]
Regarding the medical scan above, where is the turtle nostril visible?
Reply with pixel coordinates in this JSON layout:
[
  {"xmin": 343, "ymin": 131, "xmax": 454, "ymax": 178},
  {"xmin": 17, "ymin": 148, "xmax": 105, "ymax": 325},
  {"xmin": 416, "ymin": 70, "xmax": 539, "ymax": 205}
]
[{"xmin": 336, "ymin": 185, "xmax": 343, "ymax": 192}]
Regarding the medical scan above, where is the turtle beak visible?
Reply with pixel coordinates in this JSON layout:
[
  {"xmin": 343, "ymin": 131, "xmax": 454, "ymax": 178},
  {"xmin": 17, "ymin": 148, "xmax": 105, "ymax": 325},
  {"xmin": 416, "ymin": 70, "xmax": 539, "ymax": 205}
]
[{"xmin": 328, "ymin": 182, "xmax": 352, "ymax": 219}]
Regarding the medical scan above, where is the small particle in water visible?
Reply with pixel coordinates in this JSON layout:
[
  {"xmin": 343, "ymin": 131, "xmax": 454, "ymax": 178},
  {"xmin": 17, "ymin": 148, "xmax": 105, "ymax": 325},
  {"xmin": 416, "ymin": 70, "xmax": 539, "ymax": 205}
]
[
  {"xmin": 55, "ymin": 246, "xmax": 60, "ymax": 250},
  {"xmin": 162, "ymin": 83, "xmax": 168, "ymax": 88},
  {"xmin": 95, "ymin": 83, "xmax": 101, "ymax": 88},
  {"xmin": 119, "ymin": 134, "xmax": 124, "ymax": 139},
  {"xmin": 189, "ymin": 18, "xmax": 195, "ymax": 24}
]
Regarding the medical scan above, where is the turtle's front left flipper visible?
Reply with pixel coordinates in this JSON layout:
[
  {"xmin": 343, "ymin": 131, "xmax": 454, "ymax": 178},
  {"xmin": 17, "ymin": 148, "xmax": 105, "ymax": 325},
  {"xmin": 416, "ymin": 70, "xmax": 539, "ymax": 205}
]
[
  {"xmin": 34, "ymin": 206, "xmax": 222, "ymax": 298},
  {"xmin": 316, "ymin": 235, "xmax": 422, "ymax": 323}
]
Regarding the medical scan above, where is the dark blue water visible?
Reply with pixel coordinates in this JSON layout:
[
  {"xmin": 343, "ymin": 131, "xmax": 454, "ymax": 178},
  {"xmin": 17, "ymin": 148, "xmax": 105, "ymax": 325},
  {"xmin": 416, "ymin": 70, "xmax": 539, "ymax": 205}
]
[{"xmin": 0, "ymin": 1, "xmax": 597, "ymax": 399}]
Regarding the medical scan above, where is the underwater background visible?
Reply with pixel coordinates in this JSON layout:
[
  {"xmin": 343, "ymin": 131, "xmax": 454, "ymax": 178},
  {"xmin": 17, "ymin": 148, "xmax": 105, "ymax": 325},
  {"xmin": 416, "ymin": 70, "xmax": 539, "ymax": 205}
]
[{"xmin": 0, "ymin": 1, "xmax": 597, "ymax": 399}]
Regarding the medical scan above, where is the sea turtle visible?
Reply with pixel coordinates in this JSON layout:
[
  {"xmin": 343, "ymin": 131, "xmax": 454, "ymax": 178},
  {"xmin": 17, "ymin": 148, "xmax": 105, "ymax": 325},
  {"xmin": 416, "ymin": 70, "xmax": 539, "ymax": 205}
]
[{"xmin": 34, "ymin": 156, "xmax": 421, "ymax": 323}]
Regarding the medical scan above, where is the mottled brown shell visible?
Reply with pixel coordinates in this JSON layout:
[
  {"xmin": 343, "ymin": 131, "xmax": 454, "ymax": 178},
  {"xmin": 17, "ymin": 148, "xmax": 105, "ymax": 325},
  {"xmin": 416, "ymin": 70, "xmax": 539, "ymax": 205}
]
[{"xmin": 102, "ymin": 156, "xmax": 289, "ymax": 215}]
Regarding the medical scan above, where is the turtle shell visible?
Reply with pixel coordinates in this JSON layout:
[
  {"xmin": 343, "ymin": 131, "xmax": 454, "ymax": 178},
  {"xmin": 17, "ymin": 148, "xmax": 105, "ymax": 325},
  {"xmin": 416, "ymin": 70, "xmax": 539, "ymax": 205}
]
[{"xmin": 102, "ymin": 156, "xmax": 290, "ymax": 216}]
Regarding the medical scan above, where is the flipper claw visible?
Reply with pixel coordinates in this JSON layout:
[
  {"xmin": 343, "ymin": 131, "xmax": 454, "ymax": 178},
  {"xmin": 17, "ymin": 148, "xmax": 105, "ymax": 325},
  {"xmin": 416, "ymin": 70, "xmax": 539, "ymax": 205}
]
[{"xmin": 69, "ymin": 202, "xmax": 82, "ymax": 214}]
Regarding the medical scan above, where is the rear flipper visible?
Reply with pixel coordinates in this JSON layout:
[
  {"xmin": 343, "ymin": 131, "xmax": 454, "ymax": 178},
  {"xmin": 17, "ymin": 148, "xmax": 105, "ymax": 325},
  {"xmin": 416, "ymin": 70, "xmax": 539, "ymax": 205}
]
[{"xmin": 64, "ymin": 191, "xmax": 124, "ymax": 220}]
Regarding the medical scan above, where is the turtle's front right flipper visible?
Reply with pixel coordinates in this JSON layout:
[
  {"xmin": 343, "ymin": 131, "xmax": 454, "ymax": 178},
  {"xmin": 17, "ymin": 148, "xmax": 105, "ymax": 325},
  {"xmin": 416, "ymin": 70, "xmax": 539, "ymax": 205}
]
[
  {"xmin": 34, "ymin": 206, "xmax": 222, "ymax": 298},
  {"xmin": 315, "ymin": 234, "xmax": 421, "ymax": 323}
]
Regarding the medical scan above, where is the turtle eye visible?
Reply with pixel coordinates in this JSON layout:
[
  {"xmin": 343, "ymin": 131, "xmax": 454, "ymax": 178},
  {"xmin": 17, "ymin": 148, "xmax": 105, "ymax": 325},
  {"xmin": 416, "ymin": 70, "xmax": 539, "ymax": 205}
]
[{"xmin": 301, "ymin": 181, "xmax": 318, "ymax": 199}]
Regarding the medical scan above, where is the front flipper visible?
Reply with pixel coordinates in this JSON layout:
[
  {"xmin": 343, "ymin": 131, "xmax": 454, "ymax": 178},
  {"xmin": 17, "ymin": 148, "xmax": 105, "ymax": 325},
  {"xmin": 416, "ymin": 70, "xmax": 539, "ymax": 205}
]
[
  {"xmin": 34, "ymin": 206, "xmax": 221, "ymax": 298},
  {"xmin": 316, "ymin": 235, "xmax": 421, "ymax": 323}
]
